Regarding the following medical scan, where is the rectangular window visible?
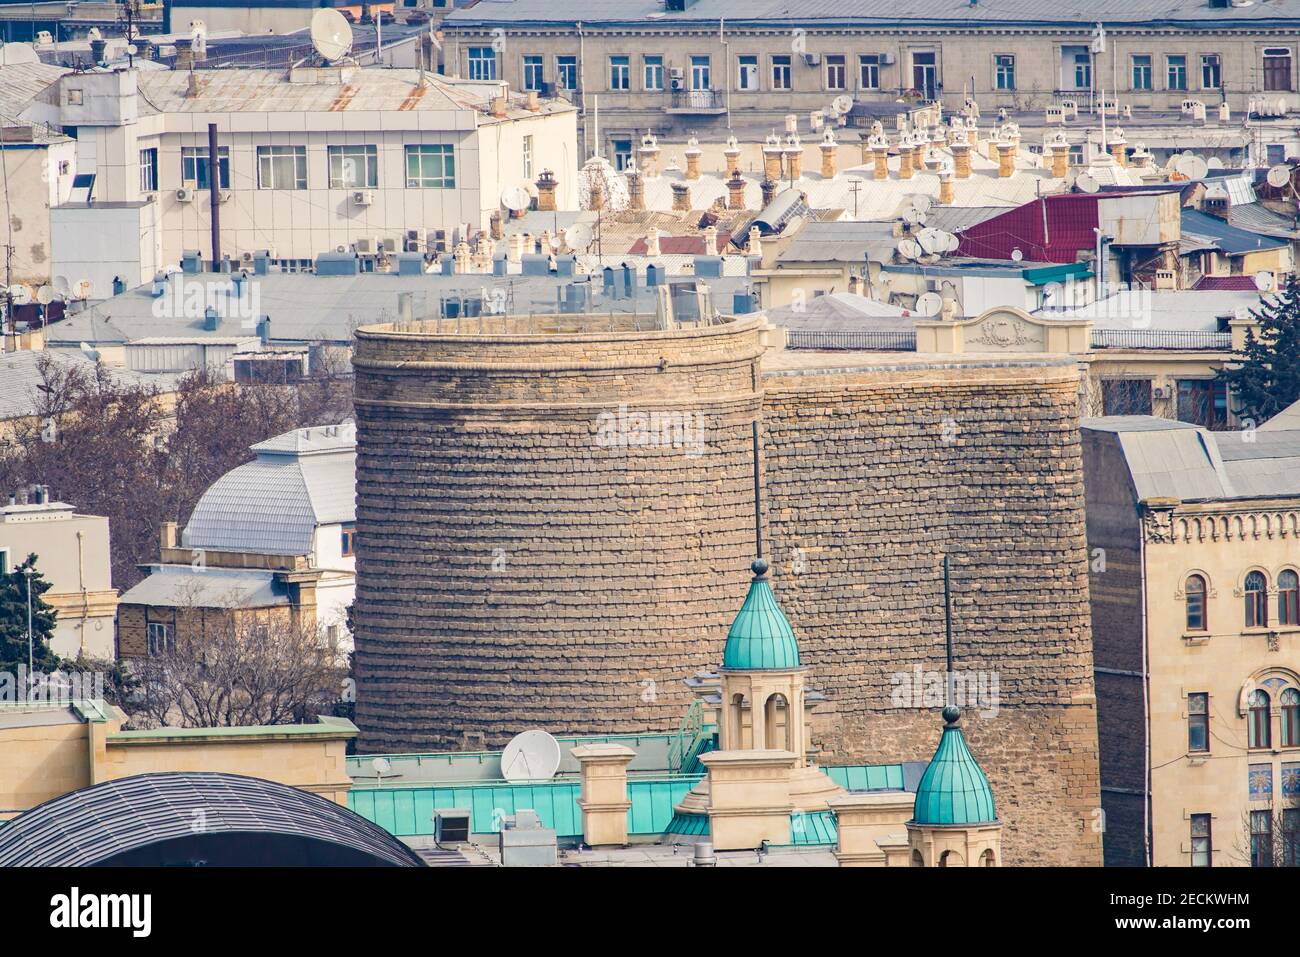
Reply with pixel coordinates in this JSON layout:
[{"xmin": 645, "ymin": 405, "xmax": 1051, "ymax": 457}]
[
  {"xmin": 912, "ymin": 50, "xmax": 937, "ymax": 100},
  {"xmin": 522, "ymin": 135, "xmax": 533, "ymax": 179},
  {"xmin": 690, "ymin": 55, "xmax": 711, "ymax": 91},
  {"xmin": 1264, "ymin": 48, "xmax": 1293, "ymax": 92},
  {"xmin": 609, "ymin": 55, "xmax": 630, "ymax": 91},
  {"xmin": 644, "ymin": 55, "xmax": 664, "ymax": 91},
  {"xmin": 1251, "ymin": 811, "xmax": 1274, "ymax": 868},
  {"xmin": 1202, "ymin": 54, "xmax": 1222, "ymax": 90},
  {"xmin": 180, "ymin": 146, "xmax": 230, "ymax": 190},
  {"xmin": 1167, "ymin": 55, "xmax": 1188, "ymax": 91},
  {"xmin": 139, "ymin": 147, "xmax": 157, "ymax": 192},
  {"xmin": 1188, "ymin": 693, "xmax": 1209, "ymax": 752},
  {"xmin": 738, "ymin": 54, "xmax": 759, "ymax": 91},
  {"xmin": 1064, "ymin": 47, "xmax": 1092, "ymax": 90},
  {"xmin": 468, "ymin": 46, "xmax": 497, "ymax": 81},
  {"xmin": 1102, "ymin": 379, "xmax": 1153, "ymax": 415},
  {"xmin": 1177, "ymin": 379, "xmax": 1229, "ymax": 430},
  {"xmin": 772, "ymin": 54, "xmax": 792, "ymax": 90},
  {"xmin": 612, "ymin": 139, "xmax": 632, "ymax": 172},
  {"xmin": 556, "ymin": 55, "xmax": 577, "ymax": 91},
  {"xmin": 522, "ymin": 55, "xmax": 544, "ymax": 91},
  {"xmin": 826, "ymin": 54, "xmax": 846, "ymax": 91},
  {"xmin": 327, "ymin": 145, "xmax": 378, "ymax": 189},
  {"xmin": 995, "ymin": 54, "xmax": 1016, "ymax": 91},
  {"xmin": 147, "ymin": 622, "xmax": 173, "ymax": 656},
  {"xmin": 256, "ymin": 145, "xmax": 307, "ymax": 190},
  {"xmin": 1190, "ymin": 813, "xmax": 1212, "ymax": 867},
  {"xmin": 405, "ymin": 144, "xmax": 455, "ymax": 188},
  {"xmin": 859, "ymin": 54, "xmax": 881, "ymax": 90},
  {"xmin": 341, "ymin": 524, "xmax": 356, "ymax": 558},
  {"xmin": 1132, "ymin": 55, "xmax": 1153, "ymax": 91}
]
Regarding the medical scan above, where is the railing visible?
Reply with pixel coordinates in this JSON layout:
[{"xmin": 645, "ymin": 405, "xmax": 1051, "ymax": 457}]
[
  {"xmin": 1091, "ymin": 329, "xmax": 1233, "ymax": 351},
  {"xmin": 668, "ymin": 90, "xmax": 722, "ymax": 111},
  {"xmin": 666, "ymin": 700, "xmax": 704, "ymax": 774},
  {"xmin": 786, "ymin": 330, "xmax": 917, "ymax": 351}
]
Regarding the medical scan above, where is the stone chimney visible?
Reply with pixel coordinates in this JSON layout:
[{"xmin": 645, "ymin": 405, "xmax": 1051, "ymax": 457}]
[
  {"xmin": 160, "ymin": 521, "xmax": 179, "ymax": 551},
  {"xmin": 489, "ymin": 211, "xmax": 504, "ymax": 240},
  {"xmin": 1109, "ymin": 128, "xmax": 1128, "ymax": 167},
  {"xmin": 760, "ymin": 177, "xmax": 778, "ymax": 206},
  {"xmin": 626, "ymin": 166, "xmax": 645, "ymax": 211},
  {"xmin": 870, "ymin": 136, "xmax": 890, "ymax": 180},
  {"xmin": 646, "ymin": 226, "xmax": 662, "ymax": 257},
  {"xmin": 723, "ymin": 135, "xmax": 742, "ymax": 177},
  {"xmin": 923, "ymin": 148, "xmax": 943, "ymax": 172},
  {"xmin": 1131, "ymin": 143, "xmax": 1155, "ymax": 170},
  {"xmin": 684, "ymin": 136, "xmax": 702, "ymax": 180},
  {"xmin": 453, "ymin": 240, "xmax": 472, "ymax": 274},
  {"xmin": 898, "ymin": 135, "xmax": 915, "ymax": 180},
  {"xmin": 784, "ymin": 135, "xmax": 803, "ymax": 181},
  {"xmin": 911, "ymin": 140, "xmax": 927, "ymax": 175},
  {"xmin": 1048, "ymin": 134, "xmax": 1071, "ymax": 179},
  {"xmin": 820, "ymin": 128, "xmax": 837, "ymax": 178},
  {"xmin": 996, "ymin": 141, "xmax": 1016, "ymax": 178},
  {"xmin": 526, "ymin": 90, "xmax": 540, "ymax": 112},
  {"xmin": 491, "ymin": 95, "xmax": 508, "ymax": 118},
  {"xmin": 746, "ymin": 225, "xmax": 763, "ymax": 256},
  {"xmin": 726, "ymin": 170, "xmax": 747, "ymax": 209},
  {"xmin": 951, "ymin": 133, "xmax": 972, "ymax": 179},
  {"xmin": 671, "ymin": 181, "xmax": 691, "ymax": 212},
  {"xmin": 639, "ymin": 132, "xmax": 662, "ymax": 178},
  {"xmin": 589, "ymin": 175, "xmax": 606, "ymax": 211},
  {"xmin": 536, "ymin": 169, "xmax": 558, "ymax": 211},
  {"xmin": 507, "ymin": 232, "xmax": 525, "ymax": 264},
  {"xmin": 703, "ymin": 224, "xmax": 719, "ymax": 256},
  {"xmin": 762, "ymin": 133, "xmax": 783, "ymax": 182},
  {"xmin": 938, "ymin": 169, "xmax": 955, "ymax": 205}
]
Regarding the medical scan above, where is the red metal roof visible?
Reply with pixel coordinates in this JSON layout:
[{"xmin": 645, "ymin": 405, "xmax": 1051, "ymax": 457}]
[
  {"xmin": 954, "ymin": 193, "xmax": 1108, "ymax": 264},
  {"xmin": 1194, "ymin": 275, "xmax": 1260, "ymax": 291}
]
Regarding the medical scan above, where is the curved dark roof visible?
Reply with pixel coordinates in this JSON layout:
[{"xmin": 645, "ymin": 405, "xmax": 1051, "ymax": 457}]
[{"xmin": 0, "ymin": 772, "xmax": 424, "ymax": 867}]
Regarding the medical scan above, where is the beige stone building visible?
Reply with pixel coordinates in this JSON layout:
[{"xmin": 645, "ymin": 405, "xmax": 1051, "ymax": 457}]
[{"xmin": 1083, "ymin": 412, "xmax": 1300, "ymax": 866}]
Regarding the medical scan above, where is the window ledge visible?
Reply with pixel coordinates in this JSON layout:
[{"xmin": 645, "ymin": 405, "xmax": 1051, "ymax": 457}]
[
  {"xmin": 1186, "ymin": 753, "xmax": 1210, "ymax": 765},
  {"xmin": 1182, "ymin": 632, "xmax": 1211, "ymax": 644}
]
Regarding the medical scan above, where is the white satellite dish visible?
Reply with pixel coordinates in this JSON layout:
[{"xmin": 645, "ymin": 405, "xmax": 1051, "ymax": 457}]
[
  {"xmin": 831, "ymin": 94, "xmax": 854, "ymax": 116},
  {"xmin": 564, "ymin": 222, "xmax": 593, "ymax": 251},
  {"xmin": 7, "ymin": 284, "xmax": 32, "ymax": 306},
  {"xmin": 73, "ymin": 278, "xmax": 94, "ymax": 300},
  {"xmin": 35, "ymin": 284, "xmax": 53, "ymax": 305},
  {"xmin": 500, "ymin": 729, "xmax": 562, "ymax": 783},
  {"xmin": 53, "ymin": 275, "xmax": 70, "ymax": 296},
  {"xmin": 1207, "ymin": 157, "xmax": 1225, "ymax": 171},
  {"xmin": 1011, "ymin": 248, "xmax": 1025, "ymax": 262},
  {"xmin": 371, "ymin": 756, "xmax": 391, "ymax": 776},
  {"xmin": 1267, "ymin": 164, "xmax": 1292, "ymax": 189},
  {"xmin": 501, "ymin": 186, "xmax": 531, "ymax": 212},
  {"xmin": 1177, "ymin": 154, "xmax": 1209, "ymax": 180},
  {"xmin": 943, "ymin": 231, "xmax": 961, "ymax": 253},
  {"xmin": 916, "ymin": 292, "xmax": 943, "ymax": 316},
  {"xmin": 916, "ymin": 227, "xmax": 952, "ymax": 256},
  {"xmin": 1255, "ymin": 270, "xmax": 1276, "ymax": 292},
  {"xmin": 1075, "ymin": 172, "xmax": 1100, "ymax": 194},
  {"xmin": 896, "ymin": 238, "xmax": 922, "ymax": 261},
  {"xmin": 310, "ymin": 8, "xmax": 353, "ymax": 63},
  {"xmin": 910, "ymin": 194, "xmax": 933, "ymax": 214}
]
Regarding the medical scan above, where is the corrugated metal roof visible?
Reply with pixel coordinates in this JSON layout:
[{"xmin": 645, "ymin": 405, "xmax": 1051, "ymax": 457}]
[
  {"xmin": 1226, "ymin": 202, "xmax": 1300, "ymax": 240},
  {"xmin": 117, "ymin": 566, "xmax": 287, "ymax": 609},
  {"xmin": 776, "ymin": 220, "xmax": 897, "ymax": 264},
  {"xmin": 765, "ymin": 292, "xmax": 914, "ymax": 333},
  {"xmin": 1182, "ymin": 208, "xmax": 1287, "ymax": 255},
  {"xmin": 0, "ymin": 351, "xmax": 176, "ymax": 420}
]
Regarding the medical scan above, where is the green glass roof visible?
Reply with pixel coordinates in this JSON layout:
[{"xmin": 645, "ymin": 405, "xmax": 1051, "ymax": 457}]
[
  {"xmin": 722, "ymin": 559, "xmax": 801, "ymax": 670},
  {"xmin": 912, "ymin": 707, "xmax": 997, "ymax": 827}
]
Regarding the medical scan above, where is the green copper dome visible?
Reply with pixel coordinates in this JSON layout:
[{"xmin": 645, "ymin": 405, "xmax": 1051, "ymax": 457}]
[
  {"xmin": 911, "ymin": 707, "xmax": 997, "ymax": 826},
  {"xmin": 721, "ymin": 559, "xmax": 802, "ymax": 670}
]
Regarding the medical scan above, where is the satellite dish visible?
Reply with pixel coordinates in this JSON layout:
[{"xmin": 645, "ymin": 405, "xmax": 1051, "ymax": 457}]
[
  {"xmin": 79, "ymin": 342, "xmax": 100, "ymax": 362},
  {"xmin": 944, "ymin": 231, "xmax": 961, "ymax": 253},
  {"xmin": 1255, "ymin": 270, "xmax": 1276, "ymax": 292},
  {"xmin": 564, "ymin": 222, "xmax": 593, "ymax": 251},
  {"xmin": 1177, "ymin": 154, "xmax": 1209, "ymax": 180},
  {"xmin": 916, "ymin": 228, "xmax": 953, "ymax": 256},
  {"xmin": 35, "ymin": 284, "xmax": 53, "ymax": 305},
  {"xmin": 1267, "ymin": 164, "xmax": 1292, "ymax": 189},
  {"xmin": 53, "ymin": 275, "xmax": 70, "ymax": 296},
  {"xmin": 1207, "ymin": 157, "xmax": 1225, "ymax": 170},
  {"xmin": 501, "ymin": 186, "xmax": 531, "ymax": 212},
  {"xmin": 310, "ymin": 8, "xmax": 353, "ymax": 63},
  {"xmin": 831, "ymin": 94, "xmax": 854, "ymax": 116},
  {"xmin": 8, "ymin": 284, "xmax": 31, "ymax": 306},
  {"xmin": 371, "ymin": 757, "xmax": 392, "ymax": 776},
  {"xmin": 500, "ymin": 729, "xmax": 562, "ymax": 783},
  {"xmin": 1011, "ymin": 248, "xmax": 1025, "ymax": 262},
  {"xmin": 896, "ymin": 239, "xmax": 922, "ymax": 261},
  {"xmin": 916, "ymin": 292, "xmax": 943, "ymax": 316},
  {"xmin": 910, "ymin": 194, "xmax": 933, "ymax": 214},
  {"xmin": 73, "ymin": 278, "xmax": 94, "ymax": 300},
  {"xmin": 1076, "ymin": 172, "xmax": 1100, "ymax": 194}
]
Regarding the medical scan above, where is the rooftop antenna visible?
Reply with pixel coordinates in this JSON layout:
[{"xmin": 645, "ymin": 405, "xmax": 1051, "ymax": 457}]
[
  {"xmin": 943, "ymin": 553, "xmax": 954, "ymax": 708},
  {"xmin": 751, "ymin": 419, "xmax": 762, "ymax": 560}
]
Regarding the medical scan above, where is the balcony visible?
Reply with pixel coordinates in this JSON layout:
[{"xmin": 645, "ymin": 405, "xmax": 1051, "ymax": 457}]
[
  {"xmin": 666, "ymin": 90, "xmax": 725, "ymax": 115},
  {"xmin": 1091, "ymin": 329, "xmax": 1233, "ymax": 350}
]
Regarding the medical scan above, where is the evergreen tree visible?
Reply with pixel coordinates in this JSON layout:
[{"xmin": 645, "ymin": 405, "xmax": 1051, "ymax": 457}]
[
  {"xmin": 1217, "ymin": 273, "xmax": 1300, "ymax": 424},
  {"xmin": 0, "ymin": 554, "xmax": 61, "ymax": 676}
]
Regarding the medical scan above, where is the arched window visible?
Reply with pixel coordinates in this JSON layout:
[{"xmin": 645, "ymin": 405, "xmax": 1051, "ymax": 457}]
[
  {"xmin": 980, "ymin": 848, "xmax": 996, "ymax": 867},
  {"xmin": 1280, "ymin": 571, "xmax": 1300, "ymax": 626},
  {"xmin": 1249, "ymin": 689, "xmax": 1272, "ymax": 749},
  {"xmin": 911, "ymin": 849, "xmax": 925, "ymax": 867},
  {"xmin": 1282, "ymin": 688, "xmax": 1300, "ymax": 748},
  {"xmin": 1186, "ymin": 574, "xmax": 1207, "ymax": 631},
  {"xmin": 1245, "ymin": 571, "xmax": 1269, "ymax": 628},
  {"xmin": 728, "ymin": 693, "xmax": 746, "ymax": 750},
  {"xmin": 764, "ymin": 694, "xmax": 789, "ymax": 751}
]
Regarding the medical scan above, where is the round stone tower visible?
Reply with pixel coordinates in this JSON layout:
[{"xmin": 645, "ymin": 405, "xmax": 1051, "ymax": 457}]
[{"xmin": 351, "ymin": 314, "xmax": 772, "ymax": 751}]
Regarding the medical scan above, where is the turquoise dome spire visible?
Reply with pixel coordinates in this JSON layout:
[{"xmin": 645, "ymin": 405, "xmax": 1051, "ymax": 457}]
[
  {"xmin": 721, "ymin": 559, "xmax": 801, "ymax": 670},
  {"xmin": 911, "ymin": 706, "xmax": 997, "ymax": 826}
]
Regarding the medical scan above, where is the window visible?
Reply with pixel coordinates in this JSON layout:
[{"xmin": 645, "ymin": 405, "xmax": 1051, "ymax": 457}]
[
  {"xmin": 1264, "ymin": 48, "xmax": 1293, "ymax": 92},
  {"xmin": 1280, "ymin": 570, "xmax": 1299, "ymax": 626},
  {"xmin": 690, "ymin": 55, "xmax": 711, "ymax": 90},
  {"xmin": 995, "ymin": 54, "xmax": 1016, "ymax": 91},
  {"xmin": 1251, "ymin": 811, "xmax": 1274, "ymax": 867},
  {"xmin": 468, "ymin": 46, "xmax": 497, "ymax": 81},
  {"xmin": 1285, "ymin": 808, "xmax": 1300, "ymax": 867},
  {"xmin": 912, "ymin": 50, "xmax": 937, "ymax": 100},
  {"xmin": 1202, "ymin": 54, "xmax": 1222, "ymax": 90},
  {"xmin": 139, "ymin": 147, "xmax": 157, "ymax": 192},
  {"xmin": 522, "ymin": 54, "xmax": 544, "ymax": 91},
  {"xmin": 257, "ymin": 145, "xmax": 307, "ymax": 190},
  {"xmin": 1132, "ymin": 55, "xmax": 1153, "ymax": 91},
  {"xmin": 859, "ymin": 54, "xmax": 881, "ymax": 90},
  {"xmin": 1184, "ymin": 574, "xmax": 1207, "ymax": 631},
  {"xmin": 1190, "ymin": 814, "xmax": 1212, "ymax": 866},
  {"xmin": 1282, "ymin": 688, "xmax": 1300, "ymax": 747},
  {"xmin": 0, "ymin": 548, "xmax": 9, "ymax": 576},
  {"xmin": 826, "ymin": 54, "xmax": 846, "ymax": 90},
  {"xmin": 341, "ymin": 524, "xmax": 356, "ymax": 558},
  {"xmin": 327, "ymin": 145, "xmax": 378, "ymax": 189},
  {"xmin": 1176, "ymin": 379, "xmax": 1229, "ymax": 429},
  {"xmin": 556, "ymin": 55, "xmax": 577, "ymax": 91},
  {"xmin": 1249, "ymin": 688, "xmax": 1272, "ymax": 748},
  {"xmin": 738, "ymin": 54, "xmax": 759, "ymax": 91},
  {"xmin": 405, "ymin": 144, "xmax": 455, "ymax": 188},
  {"xmin": 1188, "ymin": 692, "xmax": 1210, "ymax": 752},
  {"xmin": 1167, "ymin": 55, "xmax": 1188, "ymax": 91},
  {"xmin": 1101, "ymin": 378, "xmax": 1153, "ymax": 415},
  {"xmin": 644, "ymin": 55, "xmax": 664, "ymax": 91},
  {"xmin": 522, "ymin": 135, "xmax": 533, "ymax": 179},
  {"xmin": 609, "ymin": 55, "xmax": 630, "ymax": 90},
  {"xmin": 1246, "ymin": 571, "xmax": 1270, "ymax": 629},
  {"xmin": 772, "ymin": 54, "xmax": 792, "ymax": 90},
  {"xmin": 147, "ymin": 622, "xmax": 173, "ymax": 656},
  {"xmin": 180, "ymin": 146, "xmax": 230, "ymax": 190},
  {"xmin": 612, "ymin": 139, "xmax": 632, "ymax": 172},
  {"xmin": 1065, "ymin": 47, "xmax": 1092, "ymax": 90}
]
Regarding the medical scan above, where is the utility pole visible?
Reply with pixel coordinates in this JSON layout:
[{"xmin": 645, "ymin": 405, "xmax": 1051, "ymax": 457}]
[
  {"xmin": 24, "ymin": 566, "xmax": 34, "ymax": 700},
  {"xmin": 207, "ymin": 122, "xmax": 221, "ymax": 269}
]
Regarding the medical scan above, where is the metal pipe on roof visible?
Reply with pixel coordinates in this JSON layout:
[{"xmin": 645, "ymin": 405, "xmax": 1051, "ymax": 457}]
[{"xmin": 207, "ymin": 122, "xmax": 221, "ymax": 270}]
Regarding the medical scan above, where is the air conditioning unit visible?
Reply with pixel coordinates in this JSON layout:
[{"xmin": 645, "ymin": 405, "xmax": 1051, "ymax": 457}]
[
  {"xmin": 217, "ymin": 189, "xmax": 232, "ymax": 205},
  {"xmin": 381, "ymin": 237, "xmax": 397, "ymax": 254},
  {"xmin": 669, "ymin": 67, "xmax": 684, "ymax": 79},
  {"xmin": 355, "ymin": 237, "xmax": 374, "ymax": 255},
  {"xmin": 353, "ymin": 189, "xmax": 374, "ymax": 206},
  {"xmin": 1153, "ymin": 385, "xmax": 1172, "ymax": 400},
  {"xmin": 175, "ymin": 187, "xmax": 193, "ymax": 202},
  {"xmin": 880, "ymin": 53, "xmax": 896, "ymax": 66},
  {"xmin": 433, "ymin": 808, "xmax": 471, "ymax": 845},
  {"xmin": 404, "ymin": 228, "xmax": 422, "ymax": 252},
  {"xmin": 241, "ymin": 251, "xmax": 254, "ymax": 263},
  {"xmin": 803, "ymin": 53, "xmax": 821, "ymax": 67},
  {"xmin": 427, "ymin": 228, "xmax": 448, "ymax": 253}
]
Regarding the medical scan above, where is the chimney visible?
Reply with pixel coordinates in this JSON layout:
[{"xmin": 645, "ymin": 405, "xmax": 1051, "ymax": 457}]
[
  {"xmin": 938, "ymin": 170, "xmax": 955, "ymax": 205},
  {"xmin": 723, "ymin": 135, "xmax": 742, "ymax": 177},
  {"xmin": 746, "ymin": 225, "xmax": 763, "ymax": 256},
  {"xmin": 1048, "ymin": 135, "xmax": 1071, "ymax": 179},
  {"xmin": 491, "ymin": 95, "xmax": 508, "ymax": 118},
  {"xmin": 536, "ymin": 168, "xmax": 558, "ymax": 211},
  {"xmin": 923, "ymin": 147, "xmax": 943, "ymax": 172},
  {"xmin": 646, "ymin": 227, "xmax": 661, "ymax": 257},
  {"xmin": 951, "ymin": 140, "xmax": 972, "ymax": 179},
  {"xmin": 898, "ymin": 136, "xmax": 915, "ymax": 180},
  {"xmin": 684, "ymin": 136, "xmax": 702, "ymax": 180},
  {"xmin": 626, "ymin": 166, "xmax": 645, "ymax": 210},
  {"xmin": 489, "ymin": 211, "xmax": 504, "ymax": 240},
  {"xmin": 638, "ymin": 132, "xmax": 662, "ymax": 178},
  {"xmin": 703, "ymin": 224, "xmax": 719, "ymax": 256},
  {"xmin": 783, "ymin": 135, "xmax": 803, "ymax": 180},
  {"xmin": 726, "ymin": 170, "xmax": 747, "ymax": 209},
  {"xmin": 526, "ymin": 90, "xmax": 540, "ymax": 112},
  {"xmin": 1132, "ymin": 144, "xmax": 1155, "ymax": 170},
  {"xmin": 1110, "ymin": 129, "xmax": 1128, "ymax": 167},
  {"xmin": 160, "ymin": 521, "xmax": 178, "ymax": 551},
  {"xmin": 508, "ymin": 232, "xmax": 525, "ymax": 264},
  {"xmin": 820, "ymin": 129, "xmax": 837, "ymax": 178},
  {"xmin": 760, "ymin": 177, "xmax": 778, "ymax": 206},
  {"xmin": 185, "ymin": 70, "xmax": 201, "ymax": 98},
  {"xmin": 911, "ymin": 140, "xmax": 926, "ymax": 175},
  {"xmin": 996, "ymin": 141, "xmax": 1016, "ymax": 178},
  {"xmin": 589, "ymin": 174, "xmax": 606, "ymax": 211},
  {"xmin": 671, "ymin": 181, "xmax": 691, "ymax": 212},
  {"xmin": 870, "ymin": 137, "xmax": 890, "ymax": 180},
  {"xmin": 762, "ymin": 134, "xmax": 783, "ymax": 182},
  {"xmin": 453, "ymin": 240, "xmax": 472, "ymax": 273}
]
